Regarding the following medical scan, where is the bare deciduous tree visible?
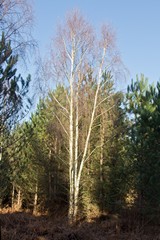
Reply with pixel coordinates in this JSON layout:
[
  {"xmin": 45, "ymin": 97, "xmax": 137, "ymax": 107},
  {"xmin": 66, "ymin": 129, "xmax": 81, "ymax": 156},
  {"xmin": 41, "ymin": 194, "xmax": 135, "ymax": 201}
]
[
  {"xmin": 0, "ymin": 0, "xmax": 35, "ymax": 60},
  {"xmin": 48, "ymin": 10, "xmax": 122, "ymax": 224}
]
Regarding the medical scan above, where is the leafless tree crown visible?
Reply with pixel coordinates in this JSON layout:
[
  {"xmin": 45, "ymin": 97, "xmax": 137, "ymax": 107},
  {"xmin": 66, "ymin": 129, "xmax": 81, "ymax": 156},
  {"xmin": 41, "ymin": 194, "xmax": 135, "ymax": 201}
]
[{"xmin": 0, "ymin": 0, "xmax": 35, "ymax": 59}]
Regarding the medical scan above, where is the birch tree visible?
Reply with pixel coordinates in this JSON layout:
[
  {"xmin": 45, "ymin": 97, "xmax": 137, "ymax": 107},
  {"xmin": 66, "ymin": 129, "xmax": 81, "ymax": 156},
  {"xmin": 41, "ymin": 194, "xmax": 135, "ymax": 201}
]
[
  {"xmin": 49, "ymin": 10, "xmax": 121, "ymax": 224},
  {"xmin": 0, "ymin": 0, "xmax": 35, "ymax": 60}
]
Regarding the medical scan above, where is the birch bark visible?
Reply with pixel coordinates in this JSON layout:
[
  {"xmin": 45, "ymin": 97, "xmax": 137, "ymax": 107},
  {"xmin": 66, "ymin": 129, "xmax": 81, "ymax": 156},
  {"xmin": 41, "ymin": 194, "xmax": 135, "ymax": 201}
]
[{"xmin": 49, "ymin": 11, "xmax": 119, "ymax": 224}]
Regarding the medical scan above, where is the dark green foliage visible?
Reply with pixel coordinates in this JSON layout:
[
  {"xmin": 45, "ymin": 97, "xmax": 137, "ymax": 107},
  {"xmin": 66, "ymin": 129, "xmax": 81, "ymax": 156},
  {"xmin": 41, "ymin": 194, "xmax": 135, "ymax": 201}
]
[
  {"xmin": 80, "ymin": 72, "xmax": 129, "ymax": 215},
  {"xmin": 0, "ymin": 33, "xmax": 31, "ymax": 133},
  {"xmin": 126, "ymin": 74, "xmax": 160, "ymax": 215},
  {"xmin": 0, "ymin": 33, "xmax": 31, "ymax": 207},
  {"xmin": 22, "ymin": 87, "xmax": 69, "ymax": 211}
]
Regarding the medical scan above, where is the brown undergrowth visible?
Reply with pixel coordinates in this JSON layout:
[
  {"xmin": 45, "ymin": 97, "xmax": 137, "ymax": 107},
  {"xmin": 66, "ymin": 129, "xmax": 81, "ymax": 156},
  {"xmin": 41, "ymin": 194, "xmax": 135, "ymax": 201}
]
[{"xmin": 0, "ymin": 208, "xmax": 160, "ymax": 240}]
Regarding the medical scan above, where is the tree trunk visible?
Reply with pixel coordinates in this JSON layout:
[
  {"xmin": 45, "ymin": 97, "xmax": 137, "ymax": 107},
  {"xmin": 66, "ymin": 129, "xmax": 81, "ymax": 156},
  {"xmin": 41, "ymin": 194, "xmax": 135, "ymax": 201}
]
[
  {"xmin": 68, "ymin": 56, "xmax": 74, "ymax": 224},
  {"xmin": 11, "ymin": 183, "xmax": 15, "ymax": 209},
  {"xmin": 17, "ymin": 189, "xmax": 22, "ymax": 210},
  {"xmin": 48, "ymin": 149, "xmax": 52, "ymax": 201},
  {"xmin": 73, "ymin": 181, "xmax": 79, "ymax": 221},
  {"xmin": 100, "ymin": 119, "xmax": 105, "ymax": 212},
  {"xmin": 33, "ymin": 184, "xmax": 38, "ymax": 214}
]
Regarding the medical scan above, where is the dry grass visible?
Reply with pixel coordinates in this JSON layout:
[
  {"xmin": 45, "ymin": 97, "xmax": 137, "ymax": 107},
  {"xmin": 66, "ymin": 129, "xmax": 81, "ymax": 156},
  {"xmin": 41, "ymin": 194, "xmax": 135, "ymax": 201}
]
[{"xmin": 0, "ymin": 208, "xmax": 160, "ymax": 240}]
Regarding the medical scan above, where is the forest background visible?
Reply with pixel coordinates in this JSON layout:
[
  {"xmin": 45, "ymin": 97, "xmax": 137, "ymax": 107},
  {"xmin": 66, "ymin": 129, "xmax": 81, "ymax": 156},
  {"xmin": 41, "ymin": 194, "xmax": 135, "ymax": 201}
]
[{"xmin": 1, "ymin": 1, "xmax": 160, "ymax": 239}]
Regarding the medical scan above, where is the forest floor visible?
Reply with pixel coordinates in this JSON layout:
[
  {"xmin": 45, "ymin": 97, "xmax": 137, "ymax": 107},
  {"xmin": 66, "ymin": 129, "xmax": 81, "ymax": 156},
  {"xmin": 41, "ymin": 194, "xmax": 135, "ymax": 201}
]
[{"xmin": 1, "ymin": 208, "xmax": 160, "ymax": 240}]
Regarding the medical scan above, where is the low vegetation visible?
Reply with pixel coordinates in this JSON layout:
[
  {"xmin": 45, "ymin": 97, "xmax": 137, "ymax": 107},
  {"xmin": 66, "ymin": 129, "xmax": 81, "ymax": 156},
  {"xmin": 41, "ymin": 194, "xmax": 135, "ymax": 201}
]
[{"xmin": 1, "ymin": 208, "xmax": 160, "ymax": 240}]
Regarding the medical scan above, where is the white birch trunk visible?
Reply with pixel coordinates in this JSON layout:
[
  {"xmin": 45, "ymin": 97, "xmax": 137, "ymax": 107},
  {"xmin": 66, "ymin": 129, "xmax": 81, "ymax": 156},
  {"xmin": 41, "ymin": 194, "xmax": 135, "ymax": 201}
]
[
  {"xmin": 11, "ymin": 183, "xmax": 15, "ymax": 209},
  {"xmin": 76, "ymin": 49, "xmax": 106, "ymax": 201},
  {"xmin": 68, "ymin": 47, "xmax": 75, "ymax": 224},
  {"xmin": 17, "ymin": 189, "xmax": 22, "ymax": 210},
  {"xmin": 73, "ymin": 90, "xmax": 79, "ymax": 221},
  {"xmin": 33, "ymin": 183, "xmax": 38, "ymax": 214}
]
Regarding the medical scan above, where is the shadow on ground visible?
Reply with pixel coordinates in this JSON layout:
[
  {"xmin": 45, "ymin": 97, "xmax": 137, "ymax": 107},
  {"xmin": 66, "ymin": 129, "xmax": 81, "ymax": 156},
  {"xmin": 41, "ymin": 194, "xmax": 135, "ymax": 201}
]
[{"xmin": 0, "ymin": 210, "xmax": 160, "ymax": 240}]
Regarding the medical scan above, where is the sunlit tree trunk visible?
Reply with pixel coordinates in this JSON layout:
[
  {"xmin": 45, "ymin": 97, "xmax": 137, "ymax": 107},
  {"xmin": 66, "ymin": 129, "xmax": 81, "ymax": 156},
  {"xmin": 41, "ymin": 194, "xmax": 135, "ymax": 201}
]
[
  {"xmin": 11, "ymin": 183, "xmax": 15, "ymax": 209},
  {"xmin": 17, "ymin": 189, "xmax": 22, "ymax": 210},
  {"xmin": 68, "ymin": 45, "xmax": 75, "ymax": 223},
  {"xmin": 100, "ymin": 117, "xmax": 105, "ymax": 212},
  {"xmin": 33, "ymin": 183, "xmax": 38, "ymax": 214}
]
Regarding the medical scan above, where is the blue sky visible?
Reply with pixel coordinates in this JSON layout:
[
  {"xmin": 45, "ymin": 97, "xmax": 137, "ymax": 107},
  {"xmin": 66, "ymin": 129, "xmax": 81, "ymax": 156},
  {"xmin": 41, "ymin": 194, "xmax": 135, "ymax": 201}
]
[{"xmin": 32, "ymin": 0, "xmax": 160, "ymax": 88}]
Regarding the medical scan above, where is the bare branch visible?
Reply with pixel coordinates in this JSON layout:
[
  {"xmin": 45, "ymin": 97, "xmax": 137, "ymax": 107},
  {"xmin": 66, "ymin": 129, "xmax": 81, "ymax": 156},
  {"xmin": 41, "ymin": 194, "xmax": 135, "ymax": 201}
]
[
  {"xmin": 0, "ymin": 0, "xmax": 35, "ymax": 61},
  {"xmin": 50, "ymin": 92, "xmax": 69, "ymax": 115},
  {"xmin": 96, "ymin": 92, "xmax": 115, "ymax": 109}
]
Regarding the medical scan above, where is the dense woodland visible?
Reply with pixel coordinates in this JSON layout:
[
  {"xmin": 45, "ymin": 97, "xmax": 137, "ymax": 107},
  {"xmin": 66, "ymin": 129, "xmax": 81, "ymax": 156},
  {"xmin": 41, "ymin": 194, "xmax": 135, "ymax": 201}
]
[{"xmin": 0, "ymin": 1, "xmax": 160, "ymax": 239}]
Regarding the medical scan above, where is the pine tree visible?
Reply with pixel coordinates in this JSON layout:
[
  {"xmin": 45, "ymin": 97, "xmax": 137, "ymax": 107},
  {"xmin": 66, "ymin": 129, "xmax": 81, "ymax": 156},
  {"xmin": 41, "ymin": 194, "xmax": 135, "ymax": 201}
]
[
  {"xmin": 0, "ymin": 33, "xmax": 31, "ymax": 206},
  {"xmin": 126, "ymin": 74, "xmax": 160, "ymax": 216}
]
